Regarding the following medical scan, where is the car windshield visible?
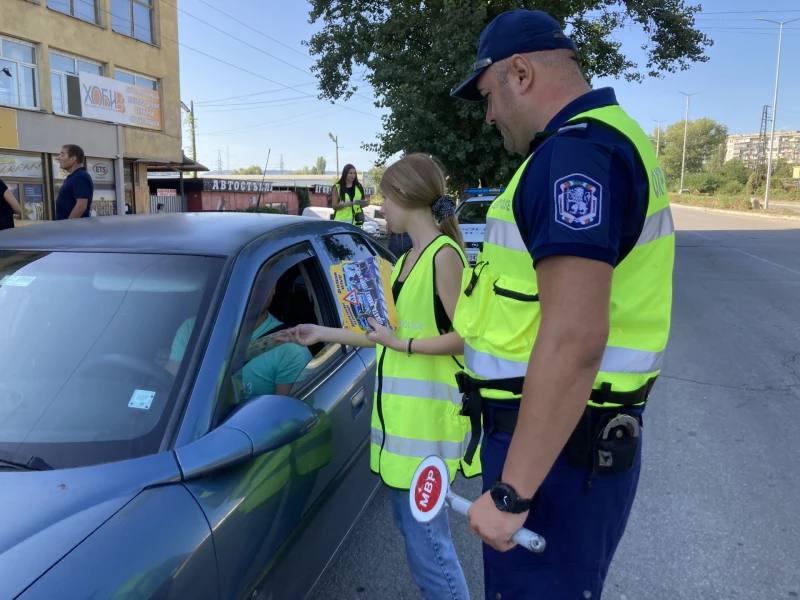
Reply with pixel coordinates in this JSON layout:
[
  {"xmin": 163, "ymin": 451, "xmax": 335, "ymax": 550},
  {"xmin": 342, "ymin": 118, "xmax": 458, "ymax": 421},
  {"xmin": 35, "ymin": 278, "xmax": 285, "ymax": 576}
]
[
  {"xmin": 0, "ymin": 251, "xmax": 224, "ymax": 470},
  {"xmin": 456, "ymin": 199, "xmax": 494, "ymax": 225}
]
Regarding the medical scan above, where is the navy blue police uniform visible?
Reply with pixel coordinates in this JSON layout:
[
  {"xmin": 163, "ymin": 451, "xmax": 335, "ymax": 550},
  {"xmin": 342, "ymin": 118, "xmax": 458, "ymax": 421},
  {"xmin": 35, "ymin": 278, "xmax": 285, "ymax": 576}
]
[{"xmin": 451, "ymin": 10, "xmax": 651, "ymax": 600}]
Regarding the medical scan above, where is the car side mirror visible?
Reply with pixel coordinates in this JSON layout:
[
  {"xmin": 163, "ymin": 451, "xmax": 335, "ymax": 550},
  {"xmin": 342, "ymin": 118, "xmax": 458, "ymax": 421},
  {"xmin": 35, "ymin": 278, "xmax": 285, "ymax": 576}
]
[{"xmin": 176, "ymin": 394, "xmax": 319, "ymax": 481}]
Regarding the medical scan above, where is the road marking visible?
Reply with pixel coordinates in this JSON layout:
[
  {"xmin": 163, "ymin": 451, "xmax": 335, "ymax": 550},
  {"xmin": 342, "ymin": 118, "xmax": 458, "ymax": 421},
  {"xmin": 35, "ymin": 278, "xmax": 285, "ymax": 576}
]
[{"xmin": 683, "ymin": 230, "xmax": 800, "ymax": 277}]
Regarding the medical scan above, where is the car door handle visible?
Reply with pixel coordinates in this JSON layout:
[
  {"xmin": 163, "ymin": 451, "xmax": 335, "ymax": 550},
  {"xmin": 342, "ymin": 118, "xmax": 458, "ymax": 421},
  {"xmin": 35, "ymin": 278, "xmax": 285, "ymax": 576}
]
[{"xmin": 351, "ymin": 387, "xmax": 366, "ymax": 408}]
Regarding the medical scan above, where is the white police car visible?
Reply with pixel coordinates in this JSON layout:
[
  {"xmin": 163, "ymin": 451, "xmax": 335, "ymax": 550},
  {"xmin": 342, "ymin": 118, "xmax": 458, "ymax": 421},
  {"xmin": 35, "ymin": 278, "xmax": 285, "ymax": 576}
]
[{"xmin": 455, "ymin": 188, "xmax": 505, "ymax": 266}]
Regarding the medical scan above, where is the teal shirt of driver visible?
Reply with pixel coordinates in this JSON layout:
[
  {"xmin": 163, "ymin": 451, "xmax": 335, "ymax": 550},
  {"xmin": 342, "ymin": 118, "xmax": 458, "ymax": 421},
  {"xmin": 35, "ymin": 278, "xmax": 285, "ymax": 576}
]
[{"xmin": 169, "ymin": 314, "xmax": 312, "ymax": 398}]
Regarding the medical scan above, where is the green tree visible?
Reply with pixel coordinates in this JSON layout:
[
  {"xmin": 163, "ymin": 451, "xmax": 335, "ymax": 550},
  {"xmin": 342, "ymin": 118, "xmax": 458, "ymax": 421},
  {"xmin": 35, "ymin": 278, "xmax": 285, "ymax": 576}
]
[
  {"xmin": 718, "ymin": 158, "xmax": 749, "ymax": 185},
  {"xmin": 232, "ymin": 165, "xmax": 263, "ymax": 175},
  {"xmin": 658, "ymin": 118, "xmax": 728, "ymax": 180},
  {"xmin": 367, "ymin": 163, "xmax": 386, "ymax": 205},
  {"xmin": 306, "ymin": 1, "xmax": 712, "ymax": 192},
  {"xmin": 313, "ymin": 156, "xmax": 327, "ymax": 175}
]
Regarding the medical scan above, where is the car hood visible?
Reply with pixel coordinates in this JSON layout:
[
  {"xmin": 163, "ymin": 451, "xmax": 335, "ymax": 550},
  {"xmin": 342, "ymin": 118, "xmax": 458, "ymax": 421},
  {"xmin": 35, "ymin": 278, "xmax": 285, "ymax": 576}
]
[
  {"xmin": 0, "ymin": 452, "xmax": 181, "ymax": 598},
  {"xmin": 459, "ymin": 224, "xmax": 485, "ymax": 241}
]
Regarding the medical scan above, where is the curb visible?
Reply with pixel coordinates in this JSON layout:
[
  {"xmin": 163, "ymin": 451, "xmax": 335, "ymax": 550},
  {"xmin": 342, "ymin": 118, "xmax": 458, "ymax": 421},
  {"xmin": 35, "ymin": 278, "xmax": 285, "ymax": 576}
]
[{"xmin": 670, "ymin": 203, "xmax": 800, "ymax": 222}]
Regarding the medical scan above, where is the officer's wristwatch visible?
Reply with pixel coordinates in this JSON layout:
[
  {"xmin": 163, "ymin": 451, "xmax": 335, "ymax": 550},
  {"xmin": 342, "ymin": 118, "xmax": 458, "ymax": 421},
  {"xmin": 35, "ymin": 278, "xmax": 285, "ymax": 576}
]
[{"xmin": 490, "ymin": 478, "xmax": 533, "ymax": 514}]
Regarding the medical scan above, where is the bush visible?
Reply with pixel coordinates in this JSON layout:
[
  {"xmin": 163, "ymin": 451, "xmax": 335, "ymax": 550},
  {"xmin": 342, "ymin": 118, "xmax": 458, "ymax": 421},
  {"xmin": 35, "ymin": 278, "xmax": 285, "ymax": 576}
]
[
  {"xmin": 719, "ymin": 180, "xmax": 745, "ymax": 196},
  {"xmin": 682, "ymin": 172, "xmax": 726, "ymax": 194}
]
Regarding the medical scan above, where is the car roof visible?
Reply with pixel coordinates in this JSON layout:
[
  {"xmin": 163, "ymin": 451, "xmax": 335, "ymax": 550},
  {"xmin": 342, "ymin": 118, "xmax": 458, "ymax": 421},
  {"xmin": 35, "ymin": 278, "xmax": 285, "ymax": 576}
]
[
  {"xmin": 462, "ymin": 195, "xmax": 498, "ymax": 203},
  {"xmin": 0, "ymin": 213, "xmax": 324, "ymax": 257}
]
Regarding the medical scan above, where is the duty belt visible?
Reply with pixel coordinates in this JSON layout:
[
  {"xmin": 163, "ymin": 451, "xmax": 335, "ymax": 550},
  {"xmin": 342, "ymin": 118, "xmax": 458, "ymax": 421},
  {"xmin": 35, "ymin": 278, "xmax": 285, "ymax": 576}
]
[{"xmin": 455, "ymin": 372, "xmax": 657, "ymax": 465}]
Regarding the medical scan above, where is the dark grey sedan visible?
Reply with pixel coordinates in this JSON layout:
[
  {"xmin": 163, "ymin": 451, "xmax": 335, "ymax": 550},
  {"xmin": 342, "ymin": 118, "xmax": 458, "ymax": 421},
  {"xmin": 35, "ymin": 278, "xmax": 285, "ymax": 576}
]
[{"xmin": 0, "ymin": 213, "xmax": 392, "ymax": 599}]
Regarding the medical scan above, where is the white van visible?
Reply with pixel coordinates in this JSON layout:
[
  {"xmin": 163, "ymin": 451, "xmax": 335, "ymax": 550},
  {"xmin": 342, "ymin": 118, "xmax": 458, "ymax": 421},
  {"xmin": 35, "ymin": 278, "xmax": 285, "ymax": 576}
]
[{"xmin": 302, "ymin": 206, "xmax": 334, "ymax": 220}]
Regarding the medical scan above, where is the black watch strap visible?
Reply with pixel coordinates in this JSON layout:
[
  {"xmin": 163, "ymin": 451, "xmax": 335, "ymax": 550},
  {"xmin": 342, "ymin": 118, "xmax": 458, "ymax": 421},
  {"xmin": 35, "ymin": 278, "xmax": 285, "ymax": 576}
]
[{"xmin": 490, "ymin": 478, "xmax": 532, "ymax": 514}]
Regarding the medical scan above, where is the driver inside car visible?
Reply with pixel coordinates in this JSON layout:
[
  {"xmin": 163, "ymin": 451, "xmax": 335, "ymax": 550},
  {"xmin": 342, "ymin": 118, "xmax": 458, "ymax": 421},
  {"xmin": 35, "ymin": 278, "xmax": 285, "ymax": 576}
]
[{"xmin": 166, "ymin": 283, "xmax": 312, "ymax": 398}]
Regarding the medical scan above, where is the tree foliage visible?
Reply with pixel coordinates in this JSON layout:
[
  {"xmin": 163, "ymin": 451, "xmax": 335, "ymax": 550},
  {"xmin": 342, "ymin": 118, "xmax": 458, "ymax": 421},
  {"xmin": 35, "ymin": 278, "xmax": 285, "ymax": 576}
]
[
  {"xmin": 232, "ymin": 165, "xmax": 263, "ymax": 175},
  {"xmin": 293, "ymin": 156, "xmax": 328, "ymax": 175},
  {"xmin": 654, "ymin": 118, "xmax": 728, "ymax": 180},
  {"xmin": 306, "ymin": 0, "xmax": 713, "ymax": 192}
]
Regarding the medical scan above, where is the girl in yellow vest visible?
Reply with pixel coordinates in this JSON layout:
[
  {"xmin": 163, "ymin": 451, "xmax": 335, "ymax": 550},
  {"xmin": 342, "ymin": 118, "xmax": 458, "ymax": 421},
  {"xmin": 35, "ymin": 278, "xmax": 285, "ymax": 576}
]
[
  {"xmin": 286, "ymin": 153, "xmax": 479, "ymax": 599},
  {"xmin": 331, "ymin": 163, "xmax": 367, "ymax": 226}
]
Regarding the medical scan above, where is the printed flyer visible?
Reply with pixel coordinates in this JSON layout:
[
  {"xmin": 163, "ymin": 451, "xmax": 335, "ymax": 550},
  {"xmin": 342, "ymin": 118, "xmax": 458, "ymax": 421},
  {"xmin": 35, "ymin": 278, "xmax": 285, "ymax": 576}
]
[{"xmin": 329, "ymin": 256, "xmax": 398, "ymax": 333}]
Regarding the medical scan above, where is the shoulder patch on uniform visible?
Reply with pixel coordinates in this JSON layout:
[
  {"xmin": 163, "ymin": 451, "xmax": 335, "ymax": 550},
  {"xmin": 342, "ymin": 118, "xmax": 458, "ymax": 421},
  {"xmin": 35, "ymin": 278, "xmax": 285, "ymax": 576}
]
[{"xmin": 553, "ymin": 174, "xmax": 602, "ymax": 230}]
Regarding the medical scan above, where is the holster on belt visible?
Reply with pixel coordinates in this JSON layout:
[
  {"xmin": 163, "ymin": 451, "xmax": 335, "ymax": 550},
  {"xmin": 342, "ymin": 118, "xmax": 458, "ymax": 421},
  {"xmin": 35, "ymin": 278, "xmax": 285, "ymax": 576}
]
[{"xmin": 455, "ymin": 372, "xmax": 525, "ymax": 465}]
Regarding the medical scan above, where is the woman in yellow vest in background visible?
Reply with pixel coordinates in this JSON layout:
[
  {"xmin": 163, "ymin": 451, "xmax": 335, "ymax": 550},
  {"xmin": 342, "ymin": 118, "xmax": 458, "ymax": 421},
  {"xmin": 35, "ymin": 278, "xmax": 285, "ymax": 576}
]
[
  {"xmin": 286, "ymin": 153, "xmax": 479, "ymax": 599},
  {"xmin": 331, "ymin": 163, "xmax": 367, "ymax": 227}
]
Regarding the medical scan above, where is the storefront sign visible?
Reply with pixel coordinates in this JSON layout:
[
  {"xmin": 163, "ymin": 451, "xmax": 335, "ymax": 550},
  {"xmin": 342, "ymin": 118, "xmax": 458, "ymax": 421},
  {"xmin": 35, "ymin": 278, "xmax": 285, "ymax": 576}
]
[
  {"xmin": 0, "ymin": 153, "xmax": 43, "ymax": 178},
  {"xmin": 78, "ymin": 72, "xmax": 163, "ymax": 131},
  {"xmin": 203, "ymin": 179, "xmax": 273, "ymax": 193},
  {"xmin": 87, "ymin": 159, "xmax": 114, "ymax": 183},
  {"xmin": 157, "ymin": 189, "xmax": 177, "ymax": 196},
  {"xmin": 0, "ymin": 108, "xmax": 19, "ymax": 149}
]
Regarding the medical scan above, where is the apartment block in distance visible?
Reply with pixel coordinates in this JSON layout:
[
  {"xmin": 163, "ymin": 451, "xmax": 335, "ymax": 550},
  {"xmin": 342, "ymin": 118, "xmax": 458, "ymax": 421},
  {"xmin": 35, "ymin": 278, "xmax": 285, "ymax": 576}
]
[
  {"xmin": 725, "ymin": 131, "xmax": 800, "ymax": 168},
  {"xmin": 0, "ymin": 0, "xmax": 191, "ymax": 222}
]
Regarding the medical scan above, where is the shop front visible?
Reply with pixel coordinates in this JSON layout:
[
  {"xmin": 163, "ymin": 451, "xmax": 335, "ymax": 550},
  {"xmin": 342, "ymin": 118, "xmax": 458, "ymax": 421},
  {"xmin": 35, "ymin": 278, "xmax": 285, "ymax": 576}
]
[{"xmin": 0, "ymin": 150, "xmax": 49, "ymax": 224}]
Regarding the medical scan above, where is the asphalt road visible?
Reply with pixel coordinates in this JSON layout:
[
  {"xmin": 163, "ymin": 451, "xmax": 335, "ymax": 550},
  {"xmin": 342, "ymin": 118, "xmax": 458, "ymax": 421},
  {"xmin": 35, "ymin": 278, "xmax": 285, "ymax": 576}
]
[{"xmin": 311, "ymin": 205, "xmax": 800, "ymax": 600}]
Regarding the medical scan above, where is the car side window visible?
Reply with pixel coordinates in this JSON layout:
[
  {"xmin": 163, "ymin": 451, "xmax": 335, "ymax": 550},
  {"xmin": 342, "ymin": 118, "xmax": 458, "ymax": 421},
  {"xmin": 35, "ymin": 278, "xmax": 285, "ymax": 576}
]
[
  {"xmin": 320, "ymin": 233, "xmax": 376, "ymax": 265},
  {"xmin": 210, "ymin": 244, "xmax": 348, "ymax": 425}
]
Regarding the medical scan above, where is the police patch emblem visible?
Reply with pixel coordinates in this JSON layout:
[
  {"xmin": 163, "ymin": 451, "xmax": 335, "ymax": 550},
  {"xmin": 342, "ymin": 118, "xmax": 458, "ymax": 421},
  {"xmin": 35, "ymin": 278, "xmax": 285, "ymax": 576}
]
[{"xmin": 554, "ymin": 174, "xmax": 602, "ymax": 230}]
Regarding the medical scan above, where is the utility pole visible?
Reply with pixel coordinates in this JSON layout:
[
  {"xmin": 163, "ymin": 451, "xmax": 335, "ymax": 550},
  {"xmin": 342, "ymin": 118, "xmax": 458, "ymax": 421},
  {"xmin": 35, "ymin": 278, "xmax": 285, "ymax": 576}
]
[
  {"xmin": 226, "ymin": 146, "xmax": 230, "ymax": 172},
  {"xmin": 280, "ymin": 154, "xmax": 285, "ymax": 175},
  {"xmin": 679, "ymin": 91, "xmax": 698, "ymax": 193},
  {"xmin": 756, "ymin": 17, "xmax": 799, "ymax": 210},
  {"xmin": 328, "ymin": 132, "xmax": 339, "ymax": 175},
  {"xmin": 653, "ymin": 119, "xmax": 665, "ymax": 157},
  {"xmin": 181, "ymin": 100, "xmax": 198, "ymax": 178},
  {"xmin": 217, "ymin": 151, "xmax": 223, "ymax": 172}
]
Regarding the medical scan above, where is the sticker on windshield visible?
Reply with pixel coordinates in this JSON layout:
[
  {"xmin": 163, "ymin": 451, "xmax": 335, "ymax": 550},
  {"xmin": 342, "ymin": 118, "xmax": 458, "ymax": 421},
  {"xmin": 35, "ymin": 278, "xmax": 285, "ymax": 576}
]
[
  {"xmin": 0, "ymin": 275, "xmax": 35, "ymax": 287},
  {"xmin": 128, "ymin": 389, "xmax": 155, "ymax": 410}
]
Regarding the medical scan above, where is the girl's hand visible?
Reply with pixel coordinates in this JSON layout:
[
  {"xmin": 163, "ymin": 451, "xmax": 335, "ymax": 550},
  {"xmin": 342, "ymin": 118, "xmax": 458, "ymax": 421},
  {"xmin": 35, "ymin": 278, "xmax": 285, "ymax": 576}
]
[
  {"xmin": 283, "ymin": 324, "xmax": 322, "ymax": 347},
  {"xmin": 365, "ymin": 317, "xmax": 402, "ymax": 351}
]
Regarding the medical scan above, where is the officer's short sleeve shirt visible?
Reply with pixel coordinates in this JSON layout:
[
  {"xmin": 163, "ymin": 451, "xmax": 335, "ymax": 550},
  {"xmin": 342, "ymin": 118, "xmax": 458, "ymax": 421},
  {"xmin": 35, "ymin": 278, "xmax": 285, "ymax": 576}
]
[{"xmin": 512, "ymin": 88, "xmax": 649, "ymax": 268}]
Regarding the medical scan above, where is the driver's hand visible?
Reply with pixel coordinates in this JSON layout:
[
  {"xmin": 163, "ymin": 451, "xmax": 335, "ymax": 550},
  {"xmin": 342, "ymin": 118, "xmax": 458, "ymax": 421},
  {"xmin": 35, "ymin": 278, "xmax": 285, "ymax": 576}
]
[{"xmin": 284, "ymin": 324, "xmax": 322, "ymax": 347}]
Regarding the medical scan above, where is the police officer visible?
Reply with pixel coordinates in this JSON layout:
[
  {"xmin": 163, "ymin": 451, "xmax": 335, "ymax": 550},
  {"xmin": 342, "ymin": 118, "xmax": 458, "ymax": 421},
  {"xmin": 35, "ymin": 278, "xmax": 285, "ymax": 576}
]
[{"xmin": 449, "ymin": 9, "xmax": 675, "ymax": 599}]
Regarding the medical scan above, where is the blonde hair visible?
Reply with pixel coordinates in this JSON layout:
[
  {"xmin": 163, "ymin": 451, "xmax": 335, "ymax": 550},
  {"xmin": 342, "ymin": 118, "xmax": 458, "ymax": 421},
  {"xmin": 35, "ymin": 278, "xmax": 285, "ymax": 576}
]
[{"xmin": 378, "ymin": 153, "xmax": 465, "ymax": 250}]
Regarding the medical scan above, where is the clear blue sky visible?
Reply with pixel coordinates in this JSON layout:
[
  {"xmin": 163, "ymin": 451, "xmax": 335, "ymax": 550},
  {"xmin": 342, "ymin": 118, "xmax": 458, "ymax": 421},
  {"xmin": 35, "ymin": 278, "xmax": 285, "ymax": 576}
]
[{"xmin": 177, "ymin": 0, "xmax": 800, "ymax": 174}]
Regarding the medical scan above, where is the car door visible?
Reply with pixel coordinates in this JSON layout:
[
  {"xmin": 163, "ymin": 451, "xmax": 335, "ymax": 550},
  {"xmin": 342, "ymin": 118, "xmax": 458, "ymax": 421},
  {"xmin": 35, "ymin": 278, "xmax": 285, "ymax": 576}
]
[{"xmin": 181, "ymin": 239, "xmax": 371, "ymax": 600}]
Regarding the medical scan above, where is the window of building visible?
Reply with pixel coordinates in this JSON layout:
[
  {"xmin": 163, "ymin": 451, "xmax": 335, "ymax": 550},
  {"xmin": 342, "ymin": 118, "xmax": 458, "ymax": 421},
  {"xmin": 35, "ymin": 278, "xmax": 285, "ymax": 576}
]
[
  {"xmin": 0, "ymin": 37, "xmax": 38, "ymax": 109},
  {"xmin": 48, "ymin": 0, "xmax": 98, "ymax": 24},
  {"xmin": 114, "ymin": 69, "xmax": 157, "ymax": 91},
  {"xmin": 111, "ymin": 0, "xmax": 154, "ymax": 45},
  {"xmin": 49, "ymin": 51, "xmax": 103, "ymax": 116}
]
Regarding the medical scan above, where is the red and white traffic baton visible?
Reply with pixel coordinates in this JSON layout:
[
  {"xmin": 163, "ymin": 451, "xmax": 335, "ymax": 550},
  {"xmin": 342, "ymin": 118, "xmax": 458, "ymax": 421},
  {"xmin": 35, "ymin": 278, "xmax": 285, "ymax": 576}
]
[{"xmin": 409, "ymin": 455, "xmax": 546, "ymax": 553}]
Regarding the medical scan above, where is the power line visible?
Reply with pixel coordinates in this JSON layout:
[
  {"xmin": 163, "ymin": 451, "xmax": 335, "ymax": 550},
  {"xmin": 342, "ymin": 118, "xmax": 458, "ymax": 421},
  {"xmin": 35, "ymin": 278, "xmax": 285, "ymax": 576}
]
[
  {"xmin": 171, "ymin": 0, "xmax": 375, "ymax": 102},
  {"xmin": 75, "ymin": 0, "xmax": 381, "ymax": 120},
  {"xmin": 195, "ymin": 0, "xmax": 314, "ymax": 61},
  {"xmin": 194, "ymin": 83, "xmax": 318, "ymax": 106}
]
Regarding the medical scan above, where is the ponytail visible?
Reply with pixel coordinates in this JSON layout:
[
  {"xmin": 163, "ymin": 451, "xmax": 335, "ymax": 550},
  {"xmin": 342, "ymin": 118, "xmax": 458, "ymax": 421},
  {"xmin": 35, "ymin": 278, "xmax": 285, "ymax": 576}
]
[{"xmin": 438, "ymin": 213, "xmax": 465, "ymax": 251}]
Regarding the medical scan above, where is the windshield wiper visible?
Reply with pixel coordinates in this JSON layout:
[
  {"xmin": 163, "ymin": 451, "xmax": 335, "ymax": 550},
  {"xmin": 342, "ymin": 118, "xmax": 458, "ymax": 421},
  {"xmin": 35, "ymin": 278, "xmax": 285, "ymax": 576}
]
[{"xmin": 0, "ymin": 452, "xmax": 53, "ymax": 471}]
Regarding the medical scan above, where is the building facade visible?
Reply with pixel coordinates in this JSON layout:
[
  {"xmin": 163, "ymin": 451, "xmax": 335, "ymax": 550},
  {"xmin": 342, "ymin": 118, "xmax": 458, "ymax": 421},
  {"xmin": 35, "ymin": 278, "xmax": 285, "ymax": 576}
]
[
  {"xmin": 725, "ymin": 131, "xmax": 800, "ymax": 168},
  {"xmin": 0, "ymin": 0, "xmax": 182, "ymax": 224},
  {"xmin": 147, "ymin": 174, "xmax": 375, "ymax": 215}
]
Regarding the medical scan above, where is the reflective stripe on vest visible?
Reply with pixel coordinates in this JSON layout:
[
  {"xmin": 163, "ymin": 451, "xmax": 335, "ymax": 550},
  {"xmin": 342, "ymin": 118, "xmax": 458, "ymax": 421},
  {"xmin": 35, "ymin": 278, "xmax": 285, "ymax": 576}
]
[
  {"xmin": 371, "ymin": 236, "xmax": 482, "ymax": 487},
  {"xmin": 381, "ymin": 376, "xmax": 462, "ymax": 406},
  {"xmin": 371, "ymin": 427, "xmax": 469, "ymax": 462},
  {"xmin": 453, "ymin": 104, "xmax": 675, "ymax": 407}
]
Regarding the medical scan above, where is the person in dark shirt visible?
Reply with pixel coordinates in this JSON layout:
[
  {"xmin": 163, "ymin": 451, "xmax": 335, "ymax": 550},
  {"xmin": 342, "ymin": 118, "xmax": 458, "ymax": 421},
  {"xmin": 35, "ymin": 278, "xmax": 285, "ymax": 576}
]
[
  {"xmin": 0, "ymin": 178, "xmax": 23, "ymax": 231},
  {"xmin": 55, "ymin": 144, "xmax": 93, "ymax": 220}
]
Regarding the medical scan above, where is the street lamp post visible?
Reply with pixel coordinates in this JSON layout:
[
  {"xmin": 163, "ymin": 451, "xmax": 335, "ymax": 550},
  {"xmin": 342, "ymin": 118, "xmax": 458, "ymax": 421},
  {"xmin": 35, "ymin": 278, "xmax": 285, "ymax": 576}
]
[
  {"xmin": 653, "ymin": 119, "xmax": 665, "ymax": 157},
  {"xmin": 679, "ymin": 92, "xmax": 698, "ymax": 193},
  {"xmin": 756, "ymin": 17, "xmax": 799, "ymax": 210},
  {"xmin": 328, "ymin": 132, "xmax": 339, "ymax": 175}
]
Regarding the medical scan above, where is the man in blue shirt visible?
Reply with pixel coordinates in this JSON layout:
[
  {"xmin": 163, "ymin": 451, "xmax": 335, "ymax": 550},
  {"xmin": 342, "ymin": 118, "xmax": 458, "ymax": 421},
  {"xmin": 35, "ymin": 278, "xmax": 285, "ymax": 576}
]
[
  {"xmin": 55, "ymin": 144, "xmax": 93, "ymax": 220},
  {"xmin": 451, "ymin": 9, "xmax": 663, "ymax": 600}
]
